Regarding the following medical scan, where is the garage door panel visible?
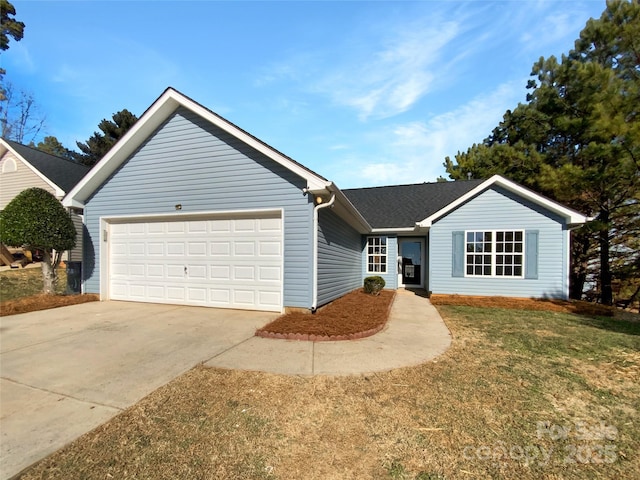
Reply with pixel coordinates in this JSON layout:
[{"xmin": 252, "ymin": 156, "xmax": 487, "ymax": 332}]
[
  {"xmin": 259, "ymin": 241, "xmax": 281, "ymax": 256},
  {"xmin": 234, "ymin": 266, "xmax": 255, "ymax": 280},
  {"xmin": 259, "ymin": 266, "xmax": 281, "ymax": 281},
  {"xmin": 210, "ymin": 265, "xmax": 231, "ymax": 280},
  {"xmin": 109, "ymin": 215, "xmax": 282, "ymax": 312},
  {"xmin": 146, "ymin": 264, "xmax": 164, "ymax": 277},
  {"xmin": 188, "ymin": 265, "xmax": 207, "ymax": 279},
  {"xmin": 210, "ymin": 242, "xmax": 230, "ymax": 256},
  {"xmin": 167, "ymin": 243, "xmax": 185, "ymax": 255},
  {"xmin": 187, "ymin": 242, "xmax": 207, "ymax": 256},
  {"xmin": 234, "ymin": 219, "xmax": 256, "ymax": 232},
  {"xmin": 234, "ymin": 241, "xmax": 255, "ymax": 256}
]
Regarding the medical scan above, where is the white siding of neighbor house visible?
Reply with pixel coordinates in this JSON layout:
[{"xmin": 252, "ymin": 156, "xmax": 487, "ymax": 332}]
[
  {"xmin": 361, "ymin": 235, "xmax": 398, "ymax": 290},
  {"xmin": 317, "ymin": 208, "xmax": 363, "ymax": 306},
  {"xmin": 83, "ymin": 107, "xmax": 314, "ymax": 308},
  {"xmin": 0, "ymin": 152, "xmax": 56, "ymax": 209},
  {"xmin": 430, "ymin": 186, "xmax": 569, "ymax": 299}
]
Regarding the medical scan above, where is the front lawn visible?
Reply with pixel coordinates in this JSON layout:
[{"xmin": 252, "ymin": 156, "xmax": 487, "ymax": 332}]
[{"xmin": 20, "ymin": 303, "xmax": 639, "ymax": 479}]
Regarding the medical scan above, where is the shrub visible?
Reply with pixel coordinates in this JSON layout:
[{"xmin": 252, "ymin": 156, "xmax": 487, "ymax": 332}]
[{"xmin": 363, "ymin": 276, "xmax": 385, "ymax": 295}]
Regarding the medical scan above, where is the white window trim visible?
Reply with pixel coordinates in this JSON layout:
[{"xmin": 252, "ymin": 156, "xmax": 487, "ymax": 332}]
[
  {"xmin": 366, "ymin": 236, "xmax": 388, "ymax": 274},
  {"xmin": 464, "ymin": 229, "xmax": 525, "ymax": 278}
]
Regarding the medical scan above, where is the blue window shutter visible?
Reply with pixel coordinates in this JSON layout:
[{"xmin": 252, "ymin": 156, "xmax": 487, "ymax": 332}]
[
  {"xmin": 525, "ymin": 230, "xmax": 539, "ymax": 279},
  {"xmin": 452, "ymin": 231, "xmax": 464, "ymax": 277}
]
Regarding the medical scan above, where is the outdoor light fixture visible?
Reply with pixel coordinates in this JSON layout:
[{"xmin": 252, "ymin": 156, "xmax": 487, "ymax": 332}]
[
  {"xmin": 175, "ymin": 204, "xmax": 182, "ymax": 210},
  {"xmin": 315, "ymin": 196, "xmax": 324, "ymax": 204}
]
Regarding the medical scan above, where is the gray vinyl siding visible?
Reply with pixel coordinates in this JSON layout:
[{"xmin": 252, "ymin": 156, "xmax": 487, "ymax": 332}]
[
  {"xmin": 0, "ymin": 153, "xmax": 56, "ymax": 209},
  {"xmin": 67, "ymin": 210, "xmax": 84, "ymax": 262},
  {"xmin": 429, "ymin": 186, "xmax": 568, "ymax": 299},
  {"xmin": 362, "ymin": 235, "xmax": 398, "ymax": 289},
  {"xmin": 317, "ymin": 208, "xmax": 362, "ymax": 306},
  {"xmin": 83, "ymin": 107, "xmax": 314, "ymax": 308}
]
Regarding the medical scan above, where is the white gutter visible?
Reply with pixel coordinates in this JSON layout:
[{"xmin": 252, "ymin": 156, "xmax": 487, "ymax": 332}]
[{"xmin": 311, "ymin": 193, "xmax": 336, "ymax": 312}]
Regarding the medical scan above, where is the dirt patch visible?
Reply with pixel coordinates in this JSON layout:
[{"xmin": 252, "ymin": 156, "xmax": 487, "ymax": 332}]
[
  {"xmin": 430, "ymin": 294, "xmax": 617, "ymax": 317},
  {"xmin": 257, "ymin": 289, "xmax": 395, "ymax": 338},
  {"xmin": 0, "ymin": 294, "xmax": 99, "ymax": 316}
]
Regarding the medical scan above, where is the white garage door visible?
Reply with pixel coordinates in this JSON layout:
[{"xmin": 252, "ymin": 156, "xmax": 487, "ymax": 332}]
[{"xmin": 108, "ymin": 214, "xmax": 282, "ymax": 312}]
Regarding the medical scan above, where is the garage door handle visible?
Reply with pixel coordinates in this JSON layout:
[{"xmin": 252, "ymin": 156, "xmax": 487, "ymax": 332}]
[{"xmin": 184, "ymin": 266, "xmax": 187, "ymax": 275}]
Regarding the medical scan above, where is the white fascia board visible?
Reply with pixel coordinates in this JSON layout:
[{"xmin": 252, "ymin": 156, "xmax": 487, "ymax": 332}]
[
  {"xmin": 326, "ymin": 182, "xmax": 372, "ymax": 233},
  {"xmin": 1, "ymin": 140, "xmax": 65, "ymax": 198},
  {"xmin": 63, "ymin": 91, "xmax": 179, "ymax": 208},
  {"xmin": 63, "ymin": 88, "xmax": 330, "ymax": 208},
  {"xmin": 417, "ymin": 174, "xmax": 588, "ymax": 227}
]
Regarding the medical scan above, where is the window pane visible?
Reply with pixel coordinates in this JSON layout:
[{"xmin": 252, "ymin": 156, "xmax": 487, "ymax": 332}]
[
  {"xmin": 475, "ymin": 266, "xmax": 483, "ymax": 275},
  {"xmin": 515, "ymin": 243, "xmax": 523, "ymax": 253},
  {"xmin": 484, "ymin": 266, "xmax": 491, "ymax": 275},
  {"xmin": 496, "ymin": 266, "xmax": 503, "ymax": 275},
  {"xmin": 467, "ymin": 266, "xmax": 473, "ymax": 275},
  {"xmin": 514, "ymin": 266, "xmax": 522, "ymax": 276},
  {"xmin": 467, "ymin": 232, "xmax": 474, "ymax": 242},
  {"xmin": 505, "ymin": 243, "xmax": 513, "ymax": 253},
  {"xmin": 515, "ymin": 231, "xmax": 523, "ymax": 241},
  {"xmin": 505, "ymin": 266, "xmax": 513, "ymax": 276},
  {"xmin": 484, "ymin": 232, "xmax": 492, "ymax": 242},
  {"xmin": 514, "ymin": 255, "xmax": 523, "ymax": 266},
  {"xmin": 505, "ymin": 232, "xmax": 513, "ymax": 241},
  {"xmin": 496, "ymin": 232, "xmax": 504, "ymax": 242}
]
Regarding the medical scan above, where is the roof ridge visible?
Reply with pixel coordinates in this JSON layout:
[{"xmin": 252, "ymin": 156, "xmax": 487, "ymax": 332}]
[{"xmin": 343, "ymin": 178, "xmax": 484, "ymax": 191}]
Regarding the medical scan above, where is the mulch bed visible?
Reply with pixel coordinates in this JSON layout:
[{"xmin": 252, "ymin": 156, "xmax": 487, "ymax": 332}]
[
  {"xmin": 430, "ymin": 294, "xmax": 616, "ymax": 317},
  {"xmin": 0, "ymin": 294, "xmax": 99, "ymax": 316},
  {"xmin": 256, "ymin": 289, "xmax": 395, "ymax": 341}
]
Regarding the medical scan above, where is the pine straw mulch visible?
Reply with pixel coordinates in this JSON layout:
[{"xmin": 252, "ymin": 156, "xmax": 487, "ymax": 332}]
[
  {"xmin": 430, "ymin": 294, "xmax": 619, "ymax": 317},
  {"xmin": 0, "ymin": 294, "xmax": 99, "ymax": 316},
  {"xmin": 256, "ymin": 289, "xmax": 395, "ymax": 339}
]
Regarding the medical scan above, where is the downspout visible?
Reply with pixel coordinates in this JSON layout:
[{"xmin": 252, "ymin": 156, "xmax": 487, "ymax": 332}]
[{"xmin": 311, "ymin": 193, "xmax": 336, "ymax": 313}]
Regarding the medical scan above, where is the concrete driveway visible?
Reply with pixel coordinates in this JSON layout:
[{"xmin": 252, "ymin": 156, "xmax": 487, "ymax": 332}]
[{"xmin": 0, "ymin": 301, "xmax": 276, "ymax": 480}]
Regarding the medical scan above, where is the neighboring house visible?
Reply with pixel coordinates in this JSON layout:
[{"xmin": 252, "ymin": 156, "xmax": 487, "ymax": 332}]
[
  {"xmin": 0, "ymin": 139, "xmax": 90, "ymax": 262},
  {"xmin": 63, "ymin": 88, "xmax": 588, "ymax": 312}
]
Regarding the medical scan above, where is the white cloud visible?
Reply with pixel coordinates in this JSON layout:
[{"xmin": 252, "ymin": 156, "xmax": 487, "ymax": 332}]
[
  {"xmin": 319, "ymin": 19, "xmax": 461, "ymax": 120},
  {"xmin": 326, "ymin": 79, "xmax": 527, "ymax": 188}
]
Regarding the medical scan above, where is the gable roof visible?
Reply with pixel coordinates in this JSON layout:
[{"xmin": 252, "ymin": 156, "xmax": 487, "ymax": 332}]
[
  {"xmin": 343, "ymin": 179, "xmax": 485, "ymax": 229},
  {"xmin": 63, "ymin": 87, "xmax": 332, "ymax": 209},
  {"xmin": 345, "ymin": 175, "xmax": 588, "ymax": 230},
  {"xmin": 1, "ymin": 139, "xmax": 90, "ymax": 196}
]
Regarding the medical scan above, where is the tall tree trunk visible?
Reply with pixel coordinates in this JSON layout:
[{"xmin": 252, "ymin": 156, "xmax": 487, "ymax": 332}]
[
  {"xmin": 41, "ymin": 250, "xmax": 56, "ymax": 295},
  {"xmin": 570, "ymin": 230, "xmax": 591, "ymax": 300},
  {"xmin": 599, "ymin": 208, "xmax": 613, "ymax": 306}
]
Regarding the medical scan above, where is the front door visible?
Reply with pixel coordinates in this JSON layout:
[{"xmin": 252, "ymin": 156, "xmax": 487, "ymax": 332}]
[{"xmin": 398, "ymin": 238, "xmax": 425, "ymax": 288}]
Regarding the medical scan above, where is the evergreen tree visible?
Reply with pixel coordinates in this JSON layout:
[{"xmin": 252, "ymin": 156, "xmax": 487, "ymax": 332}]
[
  {"xmin": 75, "ymin": 109, "xmax": 138, "ymax": 166},
  {"xmin": 444, "ymin": 0, "xmax": 640, "ymax": 305}
]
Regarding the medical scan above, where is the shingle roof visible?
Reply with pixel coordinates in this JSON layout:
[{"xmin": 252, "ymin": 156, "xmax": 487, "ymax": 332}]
[
  {"xmin": 6, "ymin": 140, "xmax": 90, "ymax": 193},
  {"xmin": 343, "ymin": 179, "xmax": 485, "ymax": 229}
]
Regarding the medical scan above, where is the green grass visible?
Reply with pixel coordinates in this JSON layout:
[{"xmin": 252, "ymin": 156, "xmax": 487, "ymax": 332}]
[
  {"xmin": 0, "ymin": 266, "xmax": 68, "ymax": 301},
  {"xmin": 19, "ymin": 304, "xmax": 640, "ymax": 480}
]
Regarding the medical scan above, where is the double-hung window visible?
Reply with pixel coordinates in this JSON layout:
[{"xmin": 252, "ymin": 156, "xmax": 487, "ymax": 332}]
[
  {"xmin": 466, "ymin": 230, "xmax": 524, "ymax": 277},
  {"xmin": 367, "ymin": 237, "xmax": 387, "ymax": 273}
]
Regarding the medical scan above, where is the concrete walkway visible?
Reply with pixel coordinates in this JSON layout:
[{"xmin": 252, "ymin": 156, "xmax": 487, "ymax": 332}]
[
  {"xmin": 206, "ymin": 289, "xmax": 452, "ymax": 375},
  {"xmin": 0, "ymin": 290, "xmax": 450, "ymax": 479}
]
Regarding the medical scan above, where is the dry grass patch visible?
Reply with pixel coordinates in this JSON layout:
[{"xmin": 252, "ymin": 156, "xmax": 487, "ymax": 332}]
[
  {"xmin": 20, "ymin": 302, "xmax": 639, "ymax": 480},
  {"xmin": 431, "ymin": 294, "xmax": 616, "ymax": 317},
  {"xmin": 257, "ymin": 289, "xmax": 395, "ymax": 337},
  {"xmin": 1, "ymin": 267, "xmax": 98, "ymax": 316}
]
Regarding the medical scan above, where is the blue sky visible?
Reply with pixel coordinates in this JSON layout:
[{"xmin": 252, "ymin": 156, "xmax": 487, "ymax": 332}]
[{"xmin": 3, "ymin": 0, "xmax": 605, "ymax": 188}]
